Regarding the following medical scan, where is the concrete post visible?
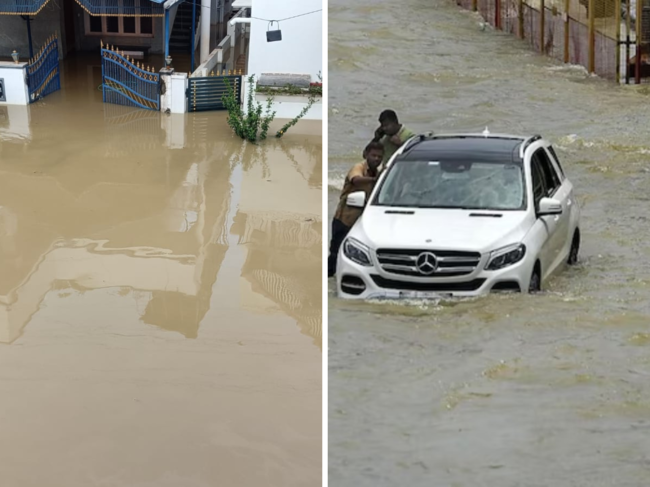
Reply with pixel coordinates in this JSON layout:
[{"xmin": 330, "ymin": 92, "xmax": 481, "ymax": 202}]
[
  {"xmin": 0, "ymin": 62, "xmax": 30, "ymax": 105},
  {"xmin": 201, "ymin": 0, "xmax": 211, "ymax": 63},
  {"xmin": 160, "ymin": 67, "xmax": 188, "ymax": 114}
]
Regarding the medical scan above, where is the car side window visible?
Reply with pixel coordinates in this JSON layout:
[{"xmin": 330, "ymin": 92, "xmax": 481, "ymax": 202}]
[
  {"xmin": 533, "ymin": 149, "xmax": 561, "ymax": 196},
  {"xmin": 531, "ymin": 158, "xmax": 546, "ymax": 208},
  {"xmin": 546, "ymin": 145, "xmax": 565, "ymax": 179}
]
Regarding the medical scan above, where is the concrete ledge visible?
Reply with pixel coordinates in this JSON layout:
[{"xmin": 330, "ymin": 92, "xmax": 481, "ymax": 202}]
[
  {"xmin": 257, "ymin": 73, "xmax": 311, "ymax": 88},
  {"xmin": 0, "ymin": 61, "xmax": 27, "ymax": 69},
  {"xmin": 257, "ymin": 94, "xmax": 322, "ymax": 103}
]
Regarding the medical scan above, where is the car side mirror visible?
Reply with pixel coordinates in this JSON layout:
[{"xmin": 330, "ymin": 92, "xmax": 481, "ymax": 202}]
[
  {"xmin": 537, "ymin": 197, "xmax": 562, "ymax": 216},
  {"xmin": 347, "ymin": 191, "xmax": 366, "ymax": 209}
]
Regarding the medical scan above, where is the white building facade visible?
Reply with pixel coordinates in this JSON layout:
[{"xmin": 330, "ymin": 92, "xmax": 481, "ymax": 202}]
[{"xmin": 243, "ymin": 0, "xmax": 322, "ymax": 120}]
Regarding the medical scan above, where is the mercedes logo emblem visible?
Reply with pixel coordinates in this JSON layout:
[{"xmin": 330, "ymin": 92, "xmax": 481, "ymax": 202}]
[{"xmin": 415, "ymin": 252, "xmax": 438, "ymax": 275}]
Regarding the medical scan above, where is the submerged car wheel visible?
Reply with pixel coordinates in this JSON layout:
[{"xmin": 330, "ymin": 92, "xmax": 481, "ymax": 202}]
[
  {"xmin": 568, "ymin": 230, "xmax": 580, "ymax": 265},
  {"xmin": 529, "ymin": 264, "xmax": 541, "ymax": 294}
]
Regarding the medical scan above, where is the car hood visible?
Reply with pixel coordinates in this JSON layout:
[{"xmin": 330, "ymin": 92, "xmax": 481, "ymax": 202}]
[{"xmin": 354, "ymin": 207, "xmax": 532, "ymax": 252}]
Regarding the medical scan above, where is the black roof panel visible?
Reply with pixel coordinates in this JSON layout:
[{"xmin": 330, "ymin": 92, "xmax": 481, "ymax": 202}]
[{"xmin": 400, "ymin": 136, "xmax": 524, "ymax": 164}]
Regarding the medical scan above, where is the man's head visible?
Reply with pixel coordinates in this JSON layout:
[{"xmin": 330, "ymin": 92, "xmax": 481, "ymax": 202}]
[
  {"xmin": 363, "ymin": 141, "xmax": 384, "ymax": 171},
  {"xmin": 378, "ymin": 110, "xmax": 401, "ymax": 136}
]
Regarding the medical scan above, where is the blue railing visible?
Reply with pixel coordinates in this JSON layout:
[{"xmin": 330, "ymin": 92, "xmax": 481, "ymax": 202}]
[
  {"xmin": 0, "ymin": 0, "xmax": 163, "ymax": 15},
  {"xmin": 74, "ymin": 0, "xmax": 163, "ymax": 16},
  {"xmin": 101, "ymin": 43, "xmax": 160, "ymax": 111},
  {"xmin": 0, "ymin": 0, "xmax": 50, "ymax": 15},
  {"xmin": 26, "ymin": 35, "xmax": 60, "ymax": 103}
]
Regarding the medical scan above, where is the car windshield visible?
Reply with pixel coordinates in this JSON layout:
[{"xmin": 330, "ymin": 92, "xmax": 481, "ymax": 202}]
[{"xmin": 374, "ymin": 159, "xmax": 526, "ymax": 210}]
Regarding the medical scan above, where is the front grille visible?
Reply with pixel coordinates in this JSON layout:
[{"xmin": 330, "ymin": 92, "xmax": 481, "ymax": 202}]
[
  {"xmin": 370, "ymin": 275, "xmax": 486, "ymax": 292},
  {"xmin": 375, "ymin": 248, "xmax": 482, "ymax": 277}
]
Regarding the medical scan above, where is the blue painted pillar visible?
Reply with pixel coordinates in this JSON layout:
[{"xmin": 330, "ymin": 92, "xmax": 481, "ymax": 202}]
[
  {"xmin": 191, "ymin": 0, "xmax": 196, "ymax": 72},
  {"xmin": 164, "ymin": 9, "xmax": 170, "ymax": 60},
  {"xmin": 26, "ymin": 18, "xmax": 34, "ymax": 59}
]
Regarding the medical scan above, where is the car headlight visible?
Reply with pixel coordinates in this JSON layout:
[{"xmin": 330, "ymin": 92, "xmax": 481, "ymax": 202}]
[
  {"xmin": 485, "ymin": 243, "xmax": 526, "ymax": 271},
  {"xmin": 342, "ymin": 238, "xmax": 373, "ymax": 266}
]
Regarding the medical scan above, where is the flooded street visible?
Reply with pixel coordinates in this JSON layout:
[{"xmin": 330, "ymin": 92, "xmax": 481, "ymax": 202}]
[
  {"xmin": 329, "ymin": 1, "xmax": 650, "ymax": 485},
  {"xmin": 0, "ymin": 55, "xmax": 322, "ymax": 486}
]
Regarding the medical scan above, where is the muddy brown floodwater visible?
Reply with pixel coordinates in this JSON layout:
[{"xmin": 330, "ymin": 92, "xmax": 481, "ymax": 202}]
[
  {"xmin": 0, "ymin": 54, "xmax": 322, "ymax": 487},
  {"xmin": 329, "ymin": 0, "xmax": 650, "ymax": 486}
]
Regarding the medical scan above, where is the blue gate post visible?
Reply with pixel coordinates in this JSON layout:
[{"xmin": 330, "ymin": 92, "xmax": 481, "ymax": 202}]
[
  {"xmin": 191, "ymin": 0, "xmax": 196, "ymax": 72},
  {"xmin": 164, "ymin": 9, "xmax": 170, "ymax": 62},
  {"xmin": 101, "ymin": 44, "xmax": 106, "ymax": 103},
  {"xmin": 26, "ymin": 18, "xmax": 34, "ymax": 59}
]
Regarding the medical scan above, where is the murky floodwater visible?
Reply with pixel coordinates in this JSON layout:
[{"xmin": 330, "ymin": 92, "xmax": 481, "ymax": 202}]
[
  {"xmin": 0, "ymin": 56, "xmax": 321, "ymax": 486},
  {"xmin": 329, "ymin": 1, "xmax": 650, "ymax": 485}
]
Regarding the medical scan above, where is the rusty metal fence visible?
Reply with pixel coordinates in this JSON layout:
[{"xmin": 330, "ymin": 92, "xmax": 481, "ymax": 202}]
[{"xmin": 457, "ymin": 0, "xmax": 650, "ymax": 83}]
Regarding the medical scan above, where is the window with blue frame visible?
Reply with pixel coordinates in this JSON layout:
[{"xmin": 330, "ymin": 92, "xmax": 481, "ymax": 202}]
[{"xmin": 84, "ymin": 0, "xmax": 155, "ymax": 36}]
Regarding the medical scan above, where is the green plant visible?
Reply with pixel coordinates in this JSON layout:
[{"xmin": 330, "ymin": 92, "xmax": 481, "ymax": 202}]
[
  {"xmin": 276, "ymin": 94, "xmax": 317, "ymax": 138},
  {"xmin": 223, "ymin": 74, "xmax": 276, "ymax": 142},
  {"xmin": 259, "ymin": 96, "xmax": 274, "ymax": 140}
]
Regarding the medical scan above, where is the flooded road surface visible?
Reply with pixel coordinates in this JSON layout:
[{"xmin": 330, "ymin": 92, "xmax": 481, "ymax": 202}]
[
  {"xmin": 0, "ymin": 56, "xmax": 322, "ymax": 486},
  {"xmin": 329, "ymin": 1, "xmax": 650, "ymax": 485}
]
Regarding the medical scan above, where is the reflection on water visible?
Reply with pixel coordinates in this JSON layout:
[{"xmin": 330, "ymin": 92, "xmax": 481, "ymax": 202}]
[
  {"xmin": 0, "ymin": 105, "xmax": 31, "ymax": 143},
  {"xmin": 0, "ymin": 105, "xmax": 321, "ymax": 346},
  {"xmin": 0, "ymin": 57, "xmax": 321, "ymax": 486}
]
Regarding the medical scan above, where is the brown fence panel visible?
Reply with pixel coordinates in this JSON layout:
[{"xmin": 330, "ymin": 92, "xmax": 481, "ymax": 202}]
[
  {"xmin": 458, "ymin": 0, "xmax": 623, "ymax": 82},
  {"xmin": 502, "ymin": 0, "xmax": 521, "ymax": 35},
  {"xmin": 594, "ymin": 32, "xmax": 618, "ymax": 79},
  {"xmin": 523, "ymin": 2, "xmax": 543, "ymax": 51},
  {"xmin": 592, "ymin": 0, "xmax": 619, "ymax": 79},
  {"xmin": 568, "ymin": 18, "xmax": 589, "ymax": 67},
  {"xmin": 543, "ymin": 7, "xmax": 567, "ymax": 61},
  {"xmin": 478, "ymin": 0, "xmax": 497, "ymax": 26}
]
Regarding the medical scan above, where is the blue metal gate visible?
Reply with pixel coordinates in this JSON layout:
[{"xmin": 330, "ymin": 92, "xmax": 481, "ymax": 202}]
[
  {"xmin": 187, "ymin": 71, "xmax": 243, "ymax": 112},
  {"xmin": 101, "ymin": 42, "xmax": 161, "ymax": 111},
  {"xmin": 26, "ymin": 35, "xmax": 60, "ymax": 103}
]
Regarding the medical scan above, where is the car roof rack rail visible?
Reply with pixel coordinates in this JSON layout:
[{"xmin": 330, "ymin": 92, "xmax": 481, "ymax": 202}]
[
  {"xmin": 519, "ymin": 134, "xmax": 542, "ymax": 158},
  {"xmin": 401, "ymin": 131, "xmax": 435, "ymax": 153}
]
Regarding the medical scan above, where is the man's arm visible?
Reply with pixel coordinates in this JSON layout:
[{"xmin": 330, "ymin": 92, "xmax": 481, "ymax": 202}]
[
  {"xmin": 351, "ymin": 175, "xmax": 377, "ymax": 185},
  {"xmin": 372, "ymin": 126, "xmax": 385, "ymax": 143},
  {"xmin": 348, "ymin": 164, "xmax": 376, "ymax": 186}
]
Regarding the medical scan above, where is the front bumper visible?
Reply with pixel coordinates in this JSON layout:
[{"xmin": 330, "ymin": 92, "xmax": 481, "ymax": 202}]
[{"xmin": 336, "ymin": 251, "xmax": 534, "ymax": 300}]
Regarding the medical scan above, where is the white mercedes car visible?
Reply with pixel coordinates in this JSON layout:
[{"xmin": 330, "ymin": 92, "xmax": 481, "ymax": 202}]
[{"xmin": 336, "ymin": 131, "xmax": 581, "ymax": 299}]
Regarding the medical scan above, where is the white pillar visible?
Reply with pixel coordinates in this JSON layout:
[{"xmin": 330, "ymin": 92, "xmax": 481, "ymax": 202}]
[
  {"xmin": 160, "ymin": 69, "xmax": 188, "ymax": 114},
  {"xmin": 200, "ymin": 0, "xmax": 211, "ymax": 63}
]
